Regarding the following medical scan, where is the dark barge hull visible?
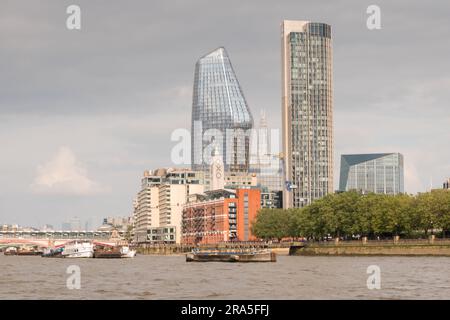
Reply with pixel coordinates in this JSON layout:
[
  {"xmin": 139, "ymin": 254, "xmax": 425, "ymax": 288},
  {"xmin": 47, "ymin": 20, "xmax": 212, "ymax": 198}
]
[
  {"xmin": 186, "ymin": 252, "xmax": 276, "ymax": 263},
  {"xmin": 17, "ymin": 251, "xmax": 43, "ymax": 256},
  {"xmin": 42, "ymin": 253, "xmax": 64, "ymax": 258},
  {"xmin": 94, "ymin": 251, "xmax": 122, "ymax": 259}
]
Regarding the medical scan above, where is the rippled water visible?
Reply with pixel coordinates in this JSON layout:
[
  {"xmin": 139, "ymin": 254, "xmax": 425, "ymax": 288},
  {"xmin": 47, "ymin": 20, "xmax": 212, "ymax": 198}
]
[{"xmin": 1, "ymin": 254, "xmax": 449, "ymax": 299}]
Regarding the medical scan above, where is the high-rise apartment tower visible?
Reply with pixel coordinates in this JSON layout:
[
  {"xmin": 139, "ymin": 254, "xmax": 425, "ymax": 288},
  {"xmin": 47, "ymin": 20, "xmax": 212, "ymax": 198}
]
[{"xmin": 281, "ymin": 20, "xmax": 334, "ymax": 208}]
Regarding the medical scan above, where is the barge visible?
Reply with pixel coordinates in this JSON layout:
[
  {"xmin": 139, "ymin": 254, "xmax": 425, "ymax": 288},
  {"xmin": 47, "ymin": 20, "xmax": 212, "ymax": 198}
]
[
  {"xmin": 17, "ymin": 248, "xmax": 43, "ymax": 256},
  {"xmin": 4, "ymin": 247, "xmax": 43, "ymax": 256},
  {"xmin": 94, "ymin": 249, "xmax": 122, "ymax": 259},
  {"xmin": 94, "ymin": 246, "xmax": 136, "ymax": 259},
  {"xmin": 186, "ymin": 249, "xmax": 276, "ymax": 263}
]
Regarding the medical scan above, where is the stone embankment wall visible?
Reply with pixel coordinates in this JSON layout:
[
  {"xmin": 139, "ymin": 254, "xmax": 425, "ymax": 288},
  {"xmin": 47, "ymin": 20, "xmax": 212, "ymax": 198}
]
[
  {"xmin": 136, "ymin": 242, "xmax": 291, "ymax": 255},
  {"xmin": 289, "ymin": 240, "xmax": 450, "ymax": 256}
]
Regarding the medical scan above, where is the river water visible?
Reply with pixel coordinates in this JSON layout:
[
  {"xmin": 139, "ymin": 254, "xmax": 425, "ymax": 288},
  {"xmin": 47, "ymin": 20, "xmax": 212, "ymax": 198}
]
[{"xmin": 1, "ymin": 255, "xmax": 449, "ymax": 299}]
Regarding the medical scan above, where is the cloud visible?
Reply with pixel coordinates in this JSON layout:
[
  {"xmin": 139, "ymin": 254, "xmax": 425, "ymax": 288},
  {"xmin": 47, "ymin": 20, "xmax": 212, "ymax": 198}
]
[{"xmin": 31, "ymin": 146, "xmax": 108, "ymax": 195}]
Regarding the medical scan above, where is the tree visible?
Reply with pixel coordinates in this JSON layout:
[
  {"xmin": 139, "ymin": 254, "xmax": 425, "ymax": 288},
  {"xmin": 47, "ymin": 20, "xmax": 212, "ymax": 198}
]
[
  {"xmin": 355, "ymin": 193, "xmax": 377, "ymax": 237},
  {"xmin": 427, "ymin": 190, "xmax": 450, "ymax": 237},
  {"xmin": 435, "ymin": 191, "xmax": 450, "ymax": 237},
  {"xmin": 251, "ymin": 209, "xmax": 292, "ymax": 241},
  {"xmin": 415, "ymin": 192, "xmax": 436, "ymax": 236},
  {"xmin": 251, "ymin": 190, "xmax": 449, "ymax": 241}
]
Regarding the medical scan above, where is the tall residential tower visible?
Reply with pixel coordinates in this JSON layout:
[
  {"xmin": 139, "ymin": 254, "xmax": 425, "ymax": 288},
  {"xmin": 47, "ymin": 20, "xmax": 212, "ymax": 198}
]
[{"xmin": 281, "ymin": 21, "xmax": 334, "ymax": 208}]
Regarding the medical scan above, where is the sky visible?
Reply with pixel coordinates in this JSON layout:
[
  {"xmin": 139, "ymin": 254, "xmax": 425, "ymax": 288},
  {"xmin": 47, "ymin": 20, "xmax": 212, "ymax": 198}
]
[{"xmin": 1, "ymin": 0, "xmax": 449, "ymax": 228}]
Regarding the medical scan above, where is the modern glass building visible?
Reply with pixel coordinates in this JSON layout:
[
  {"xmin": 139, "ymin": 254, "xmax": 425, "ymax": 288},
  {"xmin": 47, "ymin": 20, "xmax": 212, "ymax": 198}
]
[
  {"xmin": 339, "ymin": 153, "xmax": 404, "ymax": 195},
  {"xmin": 191, "ymin": 47, "xmax": 253, "ymax": 174},
  {"xmin": 281, "ymin": 21, "xmax": 334, "ymax": 208},
  {"xmin": 249, "ymin": 111, "xmax": 283, "ymax": 193}
]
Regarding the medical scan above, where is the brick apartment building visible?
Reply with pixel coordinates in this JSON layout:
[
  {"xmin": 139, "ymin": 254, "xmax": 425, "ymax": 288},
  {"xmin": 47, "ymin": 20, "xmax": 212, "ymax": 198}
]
[{"xmin": 182, "ymin": 188, "xmax": 261, "ymax": 245}]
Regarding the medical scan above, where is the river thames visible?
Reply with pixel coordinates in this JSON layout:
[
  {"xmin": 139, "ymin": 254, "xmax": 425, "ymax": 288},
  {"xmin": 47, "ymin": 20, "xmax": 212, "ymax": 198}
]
[{"xmin": 1, "ymin": 255, "xmax": 449, "ymax": 299}]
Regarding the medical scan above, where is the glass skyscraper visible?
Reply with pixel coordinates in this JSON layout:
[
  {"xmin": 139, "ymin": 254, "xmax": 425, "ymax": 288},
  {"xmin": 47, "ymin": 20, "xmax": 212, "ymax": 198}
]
[
  {"xmin": 191, "ymin": 47, "xmax": 253, "ymax": 174},
  {"xmin": 249, "ymin": 111, "xmax": 283, "ymax": 193},
  {"xmin": 281, "ymin": 21, "xmax": 334, "ymax": 208},
  {"xmin": 339, "ymin": 153, "xmax": 404, "ymax": 195}
]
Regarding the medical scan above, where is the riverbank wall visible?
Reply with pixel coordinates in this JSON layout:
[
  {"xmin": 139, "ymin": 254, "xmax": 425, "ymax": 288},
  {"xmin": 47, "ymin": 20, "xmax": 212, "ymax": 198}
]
[
  {"xmin": 289, "ymin": 239, "xmax": 450, "ymax": 256},
  {"xmin": 136, "ymin": 242, "xmax": 291, "ymax": 256},
  {"xmin": 136, "ymin": 239, "xmax": 450, "ymax": 257}
]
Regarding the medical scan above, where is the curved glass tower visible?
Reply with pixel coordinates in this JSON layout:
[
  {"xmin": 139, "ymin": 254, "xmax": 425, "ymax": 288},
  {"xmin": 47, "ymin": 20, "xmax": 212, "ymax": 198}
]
[{"xmin": 191, "ymin": 47, "xmax": 253, "ymax": 173}]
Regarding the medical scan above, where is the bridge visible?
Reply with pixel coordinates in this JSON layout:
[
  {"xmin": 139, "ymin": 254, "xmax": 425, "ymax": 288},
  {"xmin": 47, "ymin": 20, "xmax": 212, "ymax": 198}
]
[{"xmin": 0, "ymin": 230, "xmax": 125, "ymax": 248}]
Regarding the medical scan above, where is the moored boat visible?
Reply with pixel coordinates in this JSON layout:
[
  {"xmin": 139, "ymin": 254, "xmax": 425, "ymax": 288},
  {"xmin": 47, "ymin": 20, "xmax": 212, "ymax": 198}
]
[
  {"xmin": 4, "ymin": 247, "xmax": 18, "ymax": 256},
  {"xmin": 62, "ymin": 241, "xmax": 94, "ymax": 258},
  {"xmin": 120, "ymin": 246, "xmax": 136, "ymax": 258},
  {"xmin": 17, "ymin": 247, "xmax": 43, "ymax": 256},
  {"xmin": 94, "ymin": 248, "xmax": 122, "ymax": 259},
  {"xmin": 41, "ymin": 247, "xmax": 65, "ymax": 258},
  {"xmin": 93, "ymin": 245, "xmax": 136, "ymax": 259},
  {"xmin": 186, "ymin": 249, "xmax": 276, "ymax": 263}
]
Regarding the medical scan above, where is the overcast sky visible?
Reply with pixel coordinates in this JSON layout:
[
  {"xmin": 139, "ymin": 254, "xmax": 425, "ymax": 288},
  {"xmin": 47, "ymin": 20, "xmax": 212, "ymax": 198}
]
[{"xmin": 1, "ymin": 0, "xmax": 449, "ymax": 228}]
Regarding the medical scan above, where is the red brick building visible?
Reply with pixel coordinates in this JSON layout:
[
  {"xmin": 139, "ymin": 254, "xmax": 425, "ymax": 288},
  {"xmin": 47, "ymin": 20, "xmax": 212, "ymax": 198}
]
[{"xmin": 181, "ymin": 189, "xmax": 261, "ymax": 245}]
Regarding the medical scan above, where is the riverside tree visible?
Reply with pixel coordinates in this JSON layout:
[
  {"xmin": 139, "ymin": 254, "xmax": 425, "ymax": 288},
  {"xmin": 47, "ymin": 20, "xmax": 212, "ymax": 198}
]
[{"xmin": 251, "ymin": 190, "xmax": 450, "ymax": 241}]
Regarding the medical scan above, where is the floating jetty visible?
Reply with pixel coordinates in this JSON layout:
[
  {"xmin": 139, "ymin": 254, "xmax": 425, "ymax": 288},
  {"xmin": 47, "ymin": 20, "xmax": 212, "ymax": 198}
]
[
  {"xmin": 186, "ymin": 249, "xmax": 276, "ymax": 263},
  {"xmin": 17, "ymin": 248, "xmax": 43, "ymax": 256},
  {"xmin": 4, "ymin": 246, "xmax": 43, "ymax": 256}
]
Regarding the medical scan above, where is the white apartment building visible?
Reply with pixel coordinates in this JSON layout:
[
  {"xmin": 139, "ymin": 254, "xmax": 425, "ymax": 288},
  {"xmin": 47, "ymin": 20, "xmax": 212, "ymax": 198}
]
[{"xmin": 133, "ymin": 168, "xmax": 204, "ymax": 243}]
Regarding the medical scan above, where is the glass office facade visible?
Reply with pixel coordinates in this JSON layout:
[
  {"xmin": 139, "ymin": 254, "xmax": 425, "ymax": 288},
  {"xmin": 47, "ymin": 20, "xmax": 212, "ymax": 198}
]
[
  {"xmin": 191, "ymin": 47, "xmax": 253, "ymax": 173},
  {"xmin": 339, "ymin": 153, "xmax": 404, "ymax": 195},
  {"xmin": 282, "ymin": 21, "xmax": 333, "ymax": 208},
  {"xmin": 249, "ymin": 113, "xmax": 283, "ymax": 193}
]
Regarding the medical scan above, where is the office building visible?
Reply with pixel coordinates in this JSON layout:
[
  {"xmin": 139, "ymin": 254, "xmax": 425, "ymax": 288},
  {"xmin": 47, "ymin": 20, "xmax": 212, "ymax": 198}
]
[
  {"xmin": 224, "ymin": 172, "xmax": 258, "ymax": 189},
  {"xmin": 250, "ymin": 111, "xmax": 283, "ymax": 193},
  {"xmin": 99, "ymin": 216, "xmax": 132, "ymax": 232},
  {"xmin": 339, "ymin": 153, "xmax": 404, "ymax": 194},
  {"xmin": 261, "ymin": 191, "xmax": 283, "ymax": 209}
]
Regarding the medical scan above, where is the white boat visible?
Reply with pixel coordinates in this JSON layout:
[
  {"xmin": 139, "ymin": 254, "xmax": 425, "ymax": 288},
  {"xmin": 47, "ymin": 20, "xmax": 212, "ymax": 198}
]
[
  {"xmin": 62, "ymin": 241, "xmax": 94, "ymax": 258},
  {"xmin": 120, "ymin": 246, "xmax": 136, "ymax": 258},
  {"xmin": 4, "ymin": 247, "xmax": 18, "ymax": 255}
]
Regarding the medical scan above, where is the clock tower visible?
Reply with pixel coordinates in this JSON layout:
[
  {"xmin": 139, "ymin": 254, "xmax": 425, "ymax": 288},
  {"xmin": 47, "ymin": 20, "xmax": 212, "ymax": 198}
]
[{"xmin": 210, "ymin": 148, "xmax": 224, "ymax": 191}]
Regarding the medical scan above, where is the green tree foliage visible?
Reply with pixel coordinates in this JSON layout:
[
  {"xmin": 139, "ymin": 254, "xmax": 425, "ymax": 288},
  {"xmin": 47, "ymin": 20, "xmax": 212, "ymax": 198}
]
[
  {"xmin": 251, "ymin": 209, "xmax": 292, "ymax": 241},
  {"xmin": 251, "ymin": 191, "xmax": 450, "ymax": 240}
]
